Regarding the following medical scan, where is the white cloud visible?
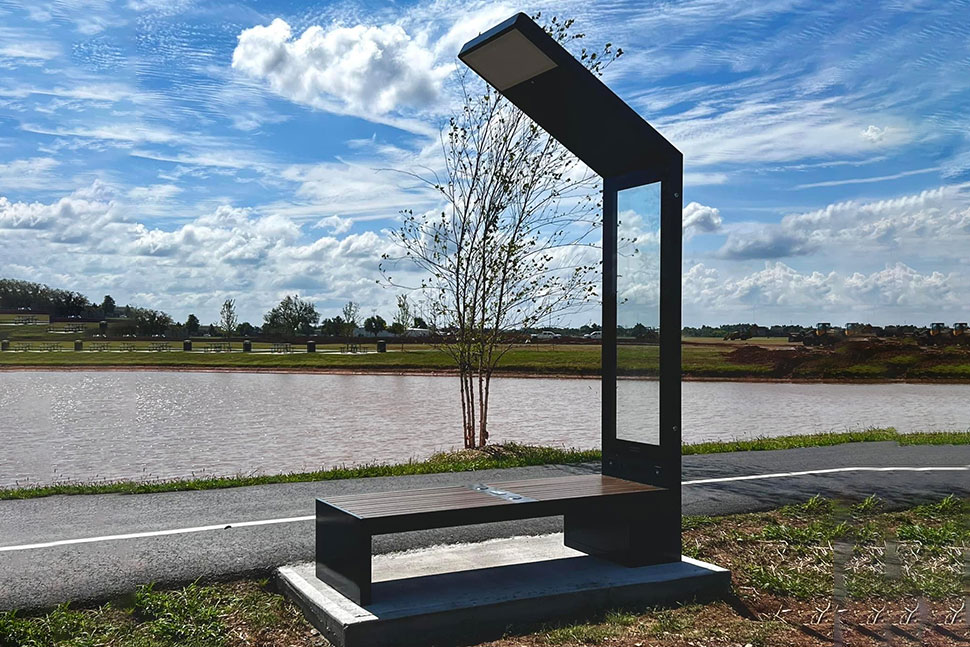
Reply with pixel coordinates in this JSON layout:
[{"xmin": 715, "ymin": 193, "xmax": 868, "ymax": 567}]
[
  {"xmin": 843, "ymin": 263, "xmax": 955, "ymax": 308},
  {"xmin": 794, "ymin": 167, "xmax": 939, "ymax": 189},
  {"xmin": 0, "ymin": 180, "xmax": 123, "ymax": 238},
  {"xmin": 316, "ymin": 215, "xmax": 352, "ymax": 235},
  {"xmin": 659, "ymin": 97, "xmax": 912, "ymax": 166},
  {"xmin": 684, "ymin": 260, "xmax": 960, "ymax": 324},
  {"xmin": 126, "ymin": 0, "xmax": 193, "ymax": 14},
  {"xmin": 0, "ymin": 183, "xmax": 402, "ymax": 323},
  {"xmin": 127, "ymin": 183, "xmax": 182, "ymax": 202},
  {"xmin": 0, "ymin": 157, "xmax": 60, "ymax": 190},
  {"xmin": 684, "ymin": 171, "xmax": 728, "ymax": 186},
  {"xmin": 21, "ymin": 123, "xmax": 187, "ymax": 146},
  {"xmin": 10, "ymin": 1, "xmax": 123, "ymax": 34},
  {"xmin": 718, "ymin": 226, "xmax": 817, "ymax": 260},
  {"xmin": 717, "ymin": 184, "xmax": 970, "ymax": 260},
  {"xmin": 279, "ymin": 158, "xmax": 437, "ymax": 220},
  {"xmin": 232, "ymin": 19, "xmax": 451, "ymax": 127},
  {"xmin": 0, "ymin": 42, "xmax": 60, "ymax": 60},
  {"xmin": 682, "ymin": 201, "xmax": 721, "ymax": 237},
  {"xmin": 429, "ymin": 4, "xmax": 514, "ymax": 61},
  {"xmin": 861, "ymin": 125, "xmax": 888, "ymax": 143}
]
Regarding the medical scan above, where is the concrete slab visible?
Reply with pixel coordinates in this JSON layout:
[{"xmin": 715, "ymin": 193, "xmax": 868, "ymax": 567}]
[{"xmin": 277, "ymin": 534, "xmax": 730, "ymax": 647}]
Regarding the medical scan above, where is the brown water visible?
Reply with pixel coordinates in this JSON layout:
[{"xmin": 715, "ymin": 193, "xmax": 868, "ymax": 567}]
[{"xmin": 1, "ymin": 371, "xmax": 967, "ymax": 487}]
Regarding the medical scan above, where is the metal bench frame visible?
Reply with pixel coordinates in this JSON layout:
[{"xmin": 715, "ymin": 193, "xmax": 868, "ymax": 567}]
[{"xmin": 316, "ymin": 474, "xmax": 672, "ymax": 605}]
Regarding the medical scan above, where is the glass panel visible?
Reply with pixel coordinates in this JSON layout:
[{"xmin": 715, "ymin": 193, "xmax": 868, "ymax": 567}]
[{"xmin": 616, "ymin": 181, "xmax": 661, "ymax": 445}]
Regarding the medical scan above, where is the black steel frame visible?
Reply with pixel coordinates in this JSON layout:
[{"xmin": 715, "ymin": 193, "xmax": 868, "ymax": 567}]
[
  {"xmin": 459, "ymin": 11, "xmax": 685, "ymax": 564},
  {"xmin": 314, "ymin": 15, "xmax": 687, "ymax": 598},
  {"xmin": 601, "ymin": 163, "xmax": 682, "ymax": 486},
  {"xmin": 600, "ymin": 162, "xmax": 683, "ymax": 563}
]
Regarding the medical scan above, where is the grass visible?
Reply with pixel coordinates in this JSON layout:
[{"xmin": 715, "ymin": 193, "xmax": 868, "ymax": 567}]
[
  {"xmin": 0, "ymin": 580, "xmax": 312, "ymax": 647},
  {"xmin": 3, "ymin": 429, "xmax": 969, "ymax": 500},
  {"xmin": 4, "ymin": 496, "xmax": 967, "ymax": 647},
  {"xmin": 8, "ymin": 334, "xmax": 970, "ymax": 381},
  {"xmin": 8, "ymin": 335, "xmax": 970, "ymax": 382},
  {"xmin": 681, "ymin": 428, "xmax": 901, "ymax": 454},
  {"xmin": 683, "ymin": 427, "xmax": 970, "ymax": 455},
  {"xmin": 0, "ymin": 443, "xmax": 600, "ymax": 499}
]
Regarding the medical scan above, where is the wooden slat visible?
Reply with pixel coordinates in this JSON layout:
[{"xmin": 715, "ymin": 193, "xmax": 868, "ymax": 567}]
[{"xmin": 321, "ymin": 475, "xmax": 663, "ymax": 519}]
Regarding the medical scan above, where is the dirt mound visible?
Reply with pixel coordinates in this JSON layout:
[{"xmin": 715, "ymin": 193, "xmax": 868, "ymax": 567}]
[
  {"xmin": 727, "ymin": 344, "xmax": 798, "ymax": 364},
  {"xmin": 727, "ymin": 344, "xmax": 807, "ymax": 377}
]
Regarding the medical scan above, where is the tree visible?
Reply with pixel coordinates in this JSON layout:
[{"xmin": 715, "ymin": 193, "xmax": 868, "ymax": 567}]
[
  {"xmin": 131, "ymin": 308, "xmax": 172, "ymax": 337},
  {"xmin": 237, "ymin": 321, "xmax": 255, "ymax": 337},
  {"xmin": 167, "ymin": 321, "xmax": 186, "ymax": 339},
  {"xmin": 185, "ymin": 314, "xmax": 200, "ymax": 336},
  {"xmin": 382, "ymin": 16, "xmax": 615, "ymax": 449},
  {"xmin": 101, "ymin": 295, "xmax": 116, "ymax": 316},
  {"xmin": 412, "ymin": 315, "xmax": 428, "ymax": 329},
  {"xmin": 341, "ymin": 301, "xmax": 360, "ymax": 338},
  {"xmin": 0, "ymin": 278, "xmax": 91, "ymax": 316},
  {"xmin": 390, "ymin": 294, "xmax": 414, "ymax": 348},
  {"xmin": 364, "ymin": 315, "xmax": 387, "ymax": 335},
  {"xmin": 263, "ymin": 295, "xmax": 320, "ymax": 337},
  {"xmin": 319, "ymin": 316, "xmax": 345, "ymax": 337},
  {"xmin": 220, "ymin": 298, "xmax": 238, "ymax": 349}
]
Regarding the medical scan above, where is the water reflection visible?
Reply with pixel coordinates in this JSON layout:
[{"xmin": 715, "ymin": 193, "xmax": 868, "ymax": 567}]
[{"xmin": 1, "ymin": 371, "xmax": 967, "ymax": 487}]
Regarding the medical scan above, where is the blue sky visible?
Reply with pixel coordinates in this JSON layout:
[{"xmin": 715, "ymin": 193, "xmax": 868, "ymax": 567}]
[{"xmin": 1, "ymin": 0, "xmax": 968, "ymax": 327}]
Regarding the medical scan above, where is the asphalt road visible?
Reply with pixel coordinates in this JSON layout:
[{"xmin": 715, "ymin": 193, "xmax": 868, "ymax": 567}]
[{"xmin": 1, "ymin": 441, "xmax": 968, "ymax": 611}]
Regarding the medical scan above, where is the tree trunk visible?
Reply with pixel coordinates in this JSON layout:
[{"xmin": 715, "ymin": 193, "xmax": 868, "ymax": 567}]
[
  {"xmin": 459, "ymin": 364, "xmax": 476, "ymax": 449},
  {"xmin": 478, "ymin": 369, "xmax": 491, "ymax": 447}
]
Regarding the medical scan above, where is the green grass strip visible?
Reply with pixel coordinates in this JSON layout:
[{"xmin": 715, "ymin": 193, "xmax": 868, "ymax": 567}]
[
  {"xmin": 681, "ymin": 428, "xmax": 916, "ymax": 455},
  {"xmin": 896, "ymin": 430, "xmax": 970, "ymax": 445},
  {"xmin": 0, "ymin": 444, "xmax": 600, "ymax": 500},
  {"xmin": 2, "ymin": 430, "xmax": 968, "ymax": 500}
]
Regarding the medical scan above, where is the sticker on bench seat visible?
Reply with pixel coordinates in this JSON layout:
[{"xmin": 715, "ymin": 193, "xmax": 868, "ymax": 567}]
[{"xmin": 468, "ymin": 484, "xmax": 536, "ymax": 503}]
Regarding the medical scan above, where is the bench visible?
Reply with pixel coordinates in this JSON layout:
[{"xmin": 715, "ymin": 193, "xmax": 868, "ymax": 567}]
[
  {"xmin": 271, "ymin": 342, "xmax": 292, "ymax": 353},
  {"xmin": 149, "ymin": 342, "xmax": 171, "ymax": 352},
  {"xmin": 316, "ymin": 474, "xmax": 665, "ymax": 605},
  {"xmin": 90, "ymin": 342, "xmax": 109, "ymax": 352},
  {"xmin": 120, "ymin": 343, "xmax": 136, "ymax": 352}
]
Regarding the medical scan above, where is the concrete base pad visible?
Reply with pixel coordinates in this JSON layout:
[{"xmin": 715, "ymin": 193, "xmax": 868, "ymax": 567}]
[{"xmin": 277, "ymin": 534, "xmax": 730, "ymax": 647}]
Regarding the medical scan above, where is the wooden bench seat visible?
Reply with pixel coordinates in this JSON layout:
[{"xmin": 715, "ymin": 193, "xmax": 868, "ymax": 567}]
[{"xmin": 316, "ymin": 474, "xmax": 666, "ymax": 604}]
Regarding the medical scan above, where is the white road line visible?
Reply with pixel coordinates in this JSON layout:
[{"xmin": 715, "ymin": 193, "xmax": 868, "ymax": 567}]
[
  {"xmin": 1, "ymin": 465, "xmax": 967, "ymax": 554},
  {"xmin": 0, "ymin": 515, "xmax": 313, "ymax": 553},
  {"xmin": 682, "ymin": 464, "xmax": 970, "ymax": 485}
]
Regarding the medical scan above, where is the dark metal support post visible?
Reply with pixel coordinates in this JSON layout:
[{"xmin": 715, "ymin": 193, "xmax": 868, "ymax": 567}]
[{"xmin": 316, "ymin": 500, "xmax": 371, "ymax": 605}]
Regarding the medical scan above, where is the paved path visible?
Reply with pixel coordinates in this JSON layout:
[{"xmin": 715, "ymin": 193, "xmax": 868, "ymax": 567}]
[{"xmin": 1, "ymin": 442, "xmax": 968, "ymax": 610}]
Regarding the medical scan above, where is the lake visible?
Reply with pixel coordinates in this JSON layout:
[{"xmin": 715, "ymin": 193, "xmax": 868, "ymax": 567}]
[{"xmin": 1, "ymin": 371, "xmax": 967, "ymax": 487}]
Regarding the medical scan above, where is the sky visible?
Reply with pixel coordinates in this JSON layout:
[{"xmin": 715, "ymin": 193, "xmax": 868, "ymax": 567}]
[{"xmin": 1, "ymin": 0, "xmax": 969, "ymax": 328}]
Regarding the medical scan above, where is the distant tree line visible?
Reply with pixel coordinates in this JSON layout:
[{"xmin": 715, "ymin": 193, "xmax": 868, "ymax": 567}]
[
  {"xmin": 0, "ymin": 278, "xmax": 98, "ymax": 317},
  {"xmin": 681, "ymin": 323, "xmax": 804, "ymax": 338}
]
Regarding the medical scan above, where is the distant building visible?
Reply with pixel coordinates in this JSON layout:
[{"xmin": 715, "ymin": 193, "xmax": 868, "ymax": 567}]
[{"xmin": 354, "ymin": 327, "xmax": 395, "ymax": 338}]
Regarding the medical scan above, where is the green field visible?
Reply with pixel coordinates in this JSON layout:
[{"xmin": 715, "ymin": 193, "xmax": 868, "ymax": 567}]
[{"xmin": 4, "ymin": 332, "xmax": 970, "ymax": 380}]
